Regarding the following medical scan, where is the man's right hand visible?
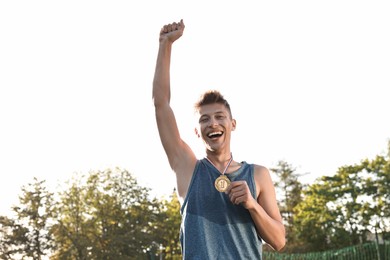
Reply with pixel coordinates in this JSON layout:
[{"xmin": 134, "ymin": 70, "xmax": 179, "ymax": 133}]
[{"xmin": 159, "ymin": 19, "xmax": 185, "ymax": 43}]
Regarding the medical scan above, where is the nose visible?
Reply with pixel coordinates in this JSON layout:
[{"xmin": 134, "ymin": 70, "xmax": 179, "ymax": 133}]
[{"xmin": 209, "ymin": 117, "xmax": 218, "ymax": 127}]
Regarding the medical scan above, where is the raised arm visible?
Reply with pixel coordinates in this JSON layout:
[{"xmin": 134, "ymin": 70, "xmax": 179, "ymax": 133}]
[{"xmin": 152, "ymin": 20, "xmax": 196, "ymax": 200}]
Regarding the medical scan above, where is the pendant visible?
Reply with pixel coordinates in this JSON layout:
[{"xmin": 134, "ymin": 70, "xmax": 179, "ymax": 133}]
[{"xmin": 215, "ymin": 175, "xmax": 231, "ymax": 192}]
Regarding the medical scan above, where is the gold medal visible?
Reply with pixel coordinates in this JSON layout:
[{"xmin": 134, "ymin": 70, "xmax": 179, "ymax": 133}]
[
  {"xmin": 205, "ymin": 153, "xmax": 234, "ymax": 192},
  {"xmin": 215, "ymin": 175, "xmax": 231, "ymax": 192}
]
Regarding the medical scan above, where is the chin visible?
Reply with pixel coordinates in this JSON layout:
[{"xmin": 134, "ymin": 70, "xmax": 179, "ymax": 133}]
[
  {"xmin": 208, "ymin": 145, "xmax": 223, "ymax": 153},
  {"xmin": 205, "ymin": 140, "xmax": 224, "ymax": 152}
]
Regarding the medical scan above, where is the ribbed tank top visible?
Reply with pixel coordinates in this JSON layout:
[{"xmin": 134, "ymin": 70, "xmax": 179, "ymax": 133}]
[{"xmin": 180, "ymin": 159, "xmax": 262, "ymax": 259}]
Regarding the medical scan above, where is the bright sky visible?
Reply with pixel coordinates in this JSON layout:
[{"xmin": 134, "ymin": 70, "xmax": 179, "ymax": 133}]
[{"xmin": 1, "ymin": 1, "xmax": 389, "ymax": 217}]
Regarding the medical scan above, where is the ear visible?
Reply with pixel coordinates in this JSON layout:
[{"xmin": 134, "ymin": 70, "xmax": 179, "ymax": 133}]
[
  {"xmin": 231, "ymin": 119, "xmax": 237, "ymax": 131},
  {"xmin": 194, "ymin": 127, "xmax": 200, "ymax": 138}
]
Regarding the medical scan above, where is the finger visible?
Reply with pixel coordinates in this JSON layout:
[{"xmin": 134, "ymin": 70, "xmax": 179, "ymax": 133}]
[
  {"xmin": 229, "ymin": 189, "xmax": 247, "ymax": 202},
  {"xmin": 225, "ymin": 183, "xmax": 235, "ymax": 194},
  {"xmin": 225, "ymin": 181, "xmax": 243, "ymax": 194},
  {"xmin": 230, "ymin": 184, "xmax": 244, "ymax": 192},
  {"xmin": 172, "ymin": 22, "xmax": 178, "ymax": 30},
  {"xmin": 228, "ymin": 183, "xmax": 237, "ymax": 190},
  {"xmin": 230, "ymin": 182, "xmax": 247, "ymax": 193},
  {"xmin": 225, "ymin": 186, "xmax": 232, "ymax": 194},
  {"xmin": 232, "ymin": 194, "xmax": 245, "ymax": 205},
  {"xmin": 163, "ymin": 25, "xmax": 168, "ymax": 33}
]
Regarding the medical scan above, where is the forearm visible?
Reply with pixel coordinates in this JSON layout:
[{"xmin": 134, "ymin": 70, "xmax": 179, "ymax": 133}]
[
  {"xmin": 248, "ymin": 204, "xmax": 286, "ymax": 251},
  {"xmin": 153, "ymin": 39, "xmax": 173, "ymax": 107}
]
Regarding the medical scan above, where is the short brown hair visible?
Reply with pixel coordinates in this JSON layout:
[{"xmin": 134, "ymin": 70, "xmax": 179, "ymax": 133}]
[{"xmin": 194, "ymin": 90, "xmax": 232, "ymax": 118}]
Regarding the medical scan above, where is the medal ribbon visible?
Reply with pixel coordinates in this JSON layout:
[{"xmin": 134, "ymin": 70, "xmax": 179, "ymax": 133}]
[{"xmin": 205, "ymin": 153, "xmax": 233, "ymax": 176}]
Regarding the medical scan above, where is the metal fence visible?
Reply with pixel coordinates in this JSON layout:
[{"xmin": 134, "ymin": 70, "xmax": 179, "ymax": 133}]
[{"xmin": 263, "ymin": 241, "xmax": 390, "ymax": 260}]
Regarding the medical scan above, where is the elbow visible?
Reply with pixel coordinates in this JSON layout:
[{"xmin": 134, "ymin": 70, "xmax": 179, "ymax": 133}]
[
  {"xmin": 152, "ymin": 93, "xmax": 170, "ymax": 108},
  {"xmin": 152, "ymin": 96, "xmax": 159, "ymax": 108},
  {"xmin": 267, "ymin": 237, "xmax": 285, "ymax": 252},
  {"xmin": 266, "ymin": 228, "xmax": 286, "ymax": 252},
  {"xmin": 274, "ymin": 226, "xmax": 286, "ymax": 251},
  {"xmin": 152, "ymin": 96, "xmax": 164, "ymax": 109},
  {"xmin": 274, "ymin": 222, "xmax": 286, "ymax": 251},
  {"xmin": 273, "ymin": 237, "xmax": 286, "ymax": 252}
]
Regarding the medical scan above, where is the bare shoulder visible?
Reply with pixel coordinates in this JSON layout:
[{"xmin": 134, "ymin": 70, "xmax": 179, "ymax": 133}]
[
  {"xmin": 253, "ymin": 164, "xmax": 272, "ymax": 183},
  {"xmin": 252, "ymin": 163, "xmax": 282, "ymax": 223},
  {"xmin": 252, "ymin": 164, "xmax": 275, "ymax": 197},
  {"xmin": 174, "ymin": 143, "xmax": 198, "ymax": 201}
]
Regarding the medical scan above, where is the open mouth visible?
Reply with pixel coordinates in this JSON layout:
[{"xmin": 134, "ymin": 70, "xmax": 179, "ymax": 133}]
[{"xmin": 207, "ymin": 131, "xmax": 223, "ymax": 139}]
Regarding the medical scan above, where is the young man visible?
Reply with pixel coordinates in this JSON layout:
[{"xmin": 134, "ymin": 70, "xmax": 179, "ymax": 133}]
[{"xmin": 153, "ymin": 19, "xmax": 285, "ymax": 259}]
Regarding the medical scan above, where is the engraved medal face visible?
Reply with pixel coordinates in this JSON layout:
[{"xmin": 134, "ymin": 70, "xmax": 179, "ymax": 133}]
[{"xmin": 215, "ymin": 175, "xmax": 231, "ymax": 192}]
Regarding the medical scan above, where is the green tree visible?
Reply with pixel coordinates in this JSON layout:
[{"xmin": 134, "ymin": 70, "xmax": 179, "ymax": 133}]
[
  {"xmin": 294, "ymin": 181, "xmax": 338, "ymax": 252},
  {"xmin": 12, "ymin": 178, "xmax": 55, "ymax": 259},
  {"xmin": 50, "ymin": 175, "xmax": 92, "ymax": 260},
  {"xmin": 270, "ymin": 160, "xmax": 303, "ymax": 251},
  {"xmin": 51, "ymin": 168, "xmax": 158, "ymax": 259},
  {"xmin": 295, "ymin": 165, "xmax": 369, "ymax": 251},
  {"xmin": 323, "ymin": 164, "xmax": 367, "ymax": 246},
  {"xmin": 0, "ymin": 215, "xmax": 29, "ymax": 259},
  {"xmin": 154, "ymin": 190, "xmax": 182, "ymax": 259},
  {"xmin": 294, "ymin": 141, "xmax": 390, "ymax": 252},
  {"xmin": 360, "ymin": 141, "xmax": 390, "ymax": 241}
]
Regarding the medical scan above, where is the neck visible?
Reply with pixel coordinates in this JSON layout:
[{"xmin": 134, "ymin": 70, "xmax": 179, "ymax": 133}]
[
  {"xmin": 205, "ymin": 151, "xmax": 233, "ymax": 174},
  {"xmin": 205, "ymin": 151, "xmax": 232, "ymax": 163}
]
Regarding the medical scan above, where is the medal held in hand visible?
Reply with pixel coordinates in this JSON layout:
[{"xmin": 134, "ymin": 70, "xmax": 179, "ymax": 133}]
[
  {"xmin": 215, "ymin": 175, "xmax": 231, "ymax": 192},
  {"xmin": 206, "ymin": 153, "xmax": 234, "ymax": 192}
]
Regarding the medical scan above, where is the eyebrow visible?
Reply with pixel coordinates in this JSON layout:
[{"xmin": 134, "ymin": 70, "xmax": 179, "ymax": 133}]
[
  {"xmin": 198, "ymin": 111, "xmax": 227, "ymax": 122},
  {"xmin": 214, "ymin": 111, "xmax": 226, "ymax": 115},
  {"xmin": 200, "ymin": 110, "xmax": 226, "ymax": 116}
]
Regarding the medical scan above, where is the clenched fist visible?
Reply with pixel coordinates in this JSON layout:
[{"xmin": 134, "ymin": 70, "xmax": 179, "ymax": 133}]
[{"xmin": 159, "ymin": 19, "xmax": 185, "ymax": 43}]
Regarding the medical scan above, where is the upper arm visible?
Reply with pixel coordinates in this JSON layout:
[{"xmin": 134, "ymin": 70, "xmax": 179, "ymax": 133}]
[
  {"xmin": 254, "ymin": 165, "xmax": 283, "ymax": 223},
  {"xmin": 155, "ymin": 103, "xmax": 197, "ymax": 197}
]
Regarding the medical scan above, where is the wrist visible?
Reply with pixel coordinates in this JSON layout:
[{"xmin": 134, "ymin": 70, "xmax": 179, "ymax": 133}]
[
  {"xmin": 246, "ymin": 197, "xmax": 261, "ymax": 212},
  {"xmin": 159, "ymin": 37, "xmax": 174, "ymax": 46}
]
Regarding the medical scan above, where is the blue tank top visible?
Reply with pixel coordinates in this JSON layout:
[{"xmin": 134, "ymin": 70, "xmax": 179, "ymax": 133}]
[{"xmin": 180, "ymin": 159, "xmax": 263, "ymax": 259}]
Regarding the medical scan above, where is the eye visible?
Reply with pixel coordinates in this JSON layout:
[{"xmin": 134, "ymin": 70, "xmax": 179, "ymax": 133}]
[{"xmin": 199, "ymin": 117, "xmax": 209, "ymax": 123}]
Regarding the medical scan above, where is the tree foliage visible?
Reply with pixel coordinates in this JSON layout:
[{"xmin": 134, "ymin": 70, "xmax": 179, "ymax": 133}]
[
  {"xmin": 50, "ymin": 168, "xmax": 161, "ymax": 259},
  {"xmin": 0, "ymin": 141, "xmax": 389, "ymax": 257},
  {"xmin": 0, "ymin": 168, "xmax": 183, "ymax": 259},
  {"xmin": 294, "ymin": 141, "xmax": 390, "ymax": 251},
  {"xmin": 271, "ymin": 160, "xmax": 303, "ymax": 251},
  {"xmin": 0, "ymin": 178, "xmax": 54, "ymax": 260},
  {"xmin": 152, "ymin": 190, "xmax": 182, "ymax": 259},
  {"xmin": 0, "ymin": 215, "xmax": 29, "ymax": 259}
]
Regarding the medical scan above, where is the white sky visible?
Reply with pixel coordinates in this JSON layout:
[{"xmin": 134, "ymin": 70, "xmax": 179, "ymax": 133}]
[{"xmin": 1, "ymin": 1, "xmax": 389, "ymax": 216}]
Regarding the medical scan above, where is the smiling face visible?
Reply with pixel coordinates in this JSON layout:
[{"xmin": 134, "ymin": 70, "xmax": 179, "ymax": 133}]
[{"xmin": 197, "ymin": 103, "xmax": 236, "ymax": 153}]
